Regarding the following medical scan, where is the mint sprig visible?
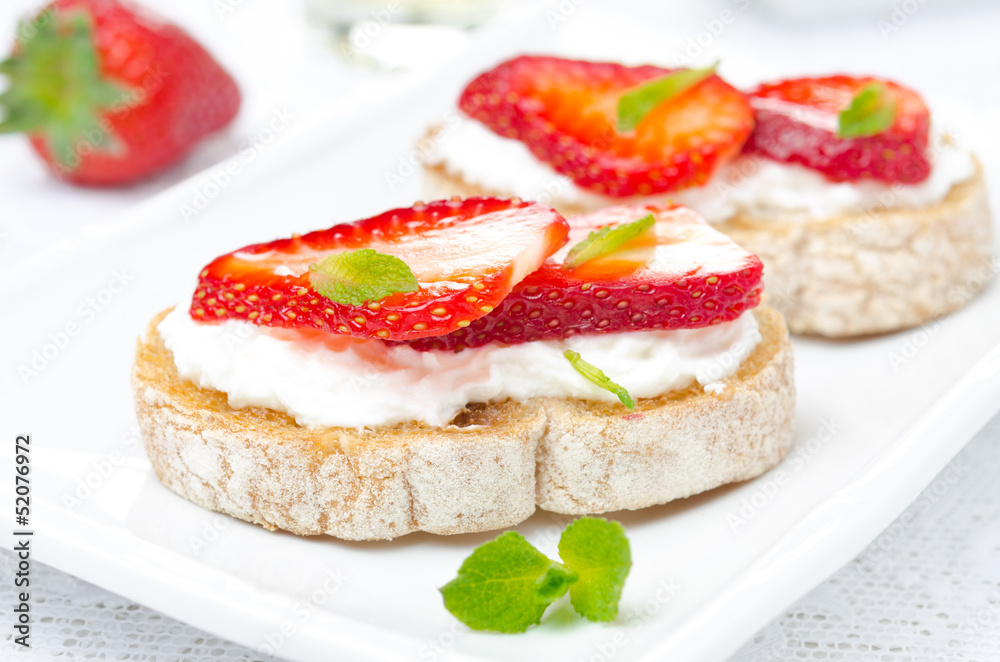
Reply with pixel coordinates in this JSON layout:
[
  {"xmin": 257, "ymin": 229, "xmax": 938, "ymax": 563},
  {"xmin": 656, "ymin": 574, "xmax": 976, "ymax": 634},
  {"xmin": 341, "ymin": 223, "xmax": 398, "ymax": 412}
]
[
  {"xmin": 617, "ymin": 62, "xmax": 718, "ymax": 133},
  {"xmin": 559, "ymin": 518, "xmax": 632, "ymax": 622},
  {"xmin": 308, "ymin": 248, "xmax": 418, "ymax": 306},
  {"xmin": 440, "ymin": 518, "xmax": 632, "ymax": 632},
  {"xmin": 564, "ymin": 213, "xmax": 655, "ymax": 269},
  {"xmin": 564, "ymin": 350, "xmax": 636, "ymax": 410},
  {"xmin": 439, "ymin": 531, "xmax": 578, "ymax": 633},
  {"xmin": 837, "ymin": 81, "xmax": 898, "ymax": 139}
]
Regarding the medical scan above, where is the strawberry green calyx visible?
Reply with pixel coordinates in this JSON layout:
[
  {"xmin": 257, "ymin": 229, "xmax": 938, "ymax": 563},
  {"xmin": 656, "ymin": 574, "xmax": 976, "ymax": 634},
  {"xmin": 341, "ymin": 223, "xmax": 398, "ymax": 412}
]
[{"xmin": 0, "ymin": 10, "xmax": 134, "ymax": 168}]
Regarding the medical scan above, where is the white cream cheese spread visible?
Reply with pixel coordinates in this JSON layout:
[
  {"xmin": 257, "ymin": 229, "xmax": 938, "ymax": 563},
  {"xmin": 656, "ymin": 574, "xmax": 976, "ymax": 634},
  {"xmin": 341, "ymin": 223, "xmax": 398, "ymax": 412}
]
[
  {"xmin": 426, "ymin": 116, "xmax": 974, "ymax": 222},
  {"xmin": 159, "ymin": 306, "xmax": 762, "ymax": 429}
]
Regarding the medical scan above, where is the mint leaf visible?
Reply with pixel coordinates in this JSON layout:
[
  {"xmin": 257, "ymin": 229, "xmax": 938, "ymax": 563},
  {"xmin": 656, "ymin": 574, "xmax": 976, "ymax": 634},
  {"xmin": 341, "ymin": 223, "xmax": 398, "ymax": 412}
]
[
  {"xmin": 558, "ymin": 518, "xmax": 632, "ymax": 622},
  {"xmin": 837, "ymin": 81, "xmax": 898, "ymax": 139},
  {"xmin": 440, "ymin": 531, "xmax": 578, "ymax": 633},
  {"xmin": 564, "ymin": 213, "xmax": 655, "ymax": 269},
  {"xmin": 308, "ymin": 248, "xmax": 418, "ymax": 306},
  {"xmin": 563, "ymin": 350, "xmax": 636, "ymax": 409},
  {"xmin": 439, "ymin": 520, "xmax": 634, "ymax": 632},
  {"xmin": 617, "ymin": 62, "xmax": 718, "ymax": 133}
]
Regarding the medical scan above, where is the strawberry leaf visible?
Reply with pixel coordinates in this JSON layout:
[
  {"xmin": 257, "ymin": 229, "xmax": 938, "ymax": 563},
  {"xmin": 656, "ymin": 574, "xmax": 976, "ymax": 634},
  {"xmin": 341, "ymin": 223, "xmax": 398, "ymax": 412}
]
[
  {"xmin": 308, "ymin": 248, "xmax": 418, "ymax": 306},
  {"xmin": 564, "ymin": 213, "xmax": 654, "ymax": 269},
  {"xmin": 0, "ymin": 11, "xmax": 135, "ymax": 166},
  {"xmin": 617, "ymin": 62, "xmax": 718, "ymax": 133},
  {"xmin": 440, "ymin": 531, "xmax": 578, "ymax": 633},
  {"xmin": 563, "ymin": 350, "xmax": 636, "ymax": 409},
  {"xmin": 837, "ymin": 81, "xmax": 898, "ymax": 139},
  {"xmin": 558, "ymin": 518, "xmax": 632, "ymax": 622}
]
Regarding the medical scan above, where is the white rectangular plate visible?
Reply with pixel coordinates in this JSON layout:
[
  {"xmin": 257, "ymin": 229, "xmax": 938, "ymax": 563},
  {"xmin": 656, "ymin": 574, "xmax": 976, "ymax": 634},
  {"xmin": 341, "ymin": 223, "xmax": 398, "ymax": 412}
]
[{"xmin": 3, "ymin": 7, "xmax": 1000, "ymax": 661}]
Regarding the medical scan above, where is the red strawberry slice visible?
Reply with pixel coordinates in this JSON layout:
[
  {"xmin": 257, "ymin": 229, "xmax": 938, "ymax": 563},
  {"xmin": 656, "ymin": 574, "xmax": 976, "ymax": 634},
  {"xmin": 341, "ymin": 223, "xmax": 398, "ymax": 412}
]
[
  {"xmin": 459, "ymin": 56, "xmax": 753, "ymax": 197},
  {"xmin": 1, "ymin": 0, "xmax": 240, "ymax": 186},
  {"xmin": 406, "ymin": 204, "xmax": 763, "ymax": 352},
  {"xmin": 190, "ymin": 197, "xmax": 569, "ymax": 341},
  {"xmin": 743, "ymin": 75, "xmax": 931, "ymax": 184}
]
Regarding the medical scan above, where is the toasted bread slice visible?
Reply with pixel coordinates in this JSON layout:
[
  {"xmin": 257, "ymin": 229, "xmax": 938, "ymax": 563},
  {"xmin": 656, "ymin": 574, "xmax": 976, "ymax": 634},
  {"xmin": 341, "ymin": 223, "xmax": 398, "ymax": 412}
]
[
  {"xmin": 716, "ymin": 161, "xmax": 992, "ymax": 336},
  {"xmin": 425, "ymin": 150, "xmax": 992, "ymax": 337},
  {"xmin": 133, "ymin": 307, "xmax": 794, "ymax": 541}
]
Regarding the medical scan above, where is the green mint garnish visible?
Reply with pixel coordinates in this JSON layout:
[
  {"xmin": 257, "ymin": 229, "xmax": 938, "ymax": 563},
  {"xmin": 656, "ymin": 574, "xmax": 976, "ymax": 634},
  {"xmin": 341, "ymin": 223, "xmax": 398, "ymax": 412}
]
[
  {"xmin": 440, "ymin": 519, "xmax": 632, "ymax": 632},
  {"xmin": 564, "ymin": 350, "xmax": 636, "ymax": 410},
  {"xmin": 439, "ymin": 531, "xmax": 578, "ymax": 633},
  {"xmin": 837, "ymin": 81, "xmax": 898, "ymax": 139},
  {"xmin": 564, "ymin": 213, "xmax": 655, "ymax": 269},
  {"xmin": 308, "ymin": 248, "xmax": 418, "ymax": 306},
  {"xmin": 617, "ymin": 62, "xmax": 718, "ymax": 133},
  {"xmin": 558, "ymin": 517, "xmax": 632, "ymax": 622}
]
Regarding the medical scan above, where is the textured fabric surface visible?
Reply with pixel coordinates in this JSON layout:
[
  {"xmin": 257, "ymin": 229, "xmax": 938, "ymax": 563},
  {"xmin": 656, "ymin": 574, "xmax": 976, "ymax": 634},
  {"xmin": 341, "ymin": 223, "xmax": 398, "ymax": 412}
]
[
  {"xmin": 2, "ymin": 415, "xmax": 999, "ymax": 660},
  {"xmin": 732, "ymin": 411, "xmax": 1000, "ymax": 662}
]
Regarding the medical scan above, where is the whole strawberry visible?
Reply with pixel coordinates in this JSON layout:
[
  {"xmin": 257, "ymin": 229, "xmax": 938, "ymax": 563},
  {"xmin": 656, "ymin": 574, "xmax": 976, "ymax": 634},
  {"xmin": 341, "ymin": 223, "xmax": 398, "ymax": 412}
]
[{"xmin": 0, "ymin": 0, "xmax": 240, "ymax": 186}]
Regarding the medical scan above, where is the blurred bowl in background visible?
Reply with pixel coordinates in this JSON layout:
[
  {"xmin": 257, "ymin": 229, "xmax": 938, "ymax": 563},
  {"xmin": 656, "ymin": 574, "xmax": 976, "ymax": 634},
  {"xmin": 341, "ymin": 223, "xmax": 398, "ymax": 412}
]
[{"xmin": 307, "ymin": 0, "xmax": 515, "ymax": 70}]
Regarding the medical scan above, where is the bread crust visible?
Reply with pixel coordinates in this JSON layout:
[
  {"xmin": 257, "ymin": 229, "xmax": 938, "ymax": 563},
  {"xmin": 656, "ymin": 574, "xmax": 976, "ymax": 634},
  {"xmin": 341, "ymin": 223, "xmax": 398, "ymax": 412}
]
[
  {"xmin": 537, "ymin": 307, "xmax": 795, "ymax": 513},
  {"xmin": 717, "ymin": 162, "xmax": 993, "ymax": 336},
  {"xmin": 424, "ymin": 156, "xmax": 993, "ymax": 337},
  {"xmin": 133, "ymin": 307, "xmax": 794, "ymax": 540}
]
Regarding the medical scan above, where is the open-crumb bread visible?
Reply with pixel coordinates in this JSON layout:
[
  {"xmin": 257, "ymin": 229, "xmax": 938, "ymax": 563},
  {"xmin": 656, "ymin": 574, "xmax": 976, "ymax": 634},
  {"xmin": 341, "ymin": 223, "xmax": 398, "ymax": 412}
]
[
  {"xmin": 133, "ymin": 306, "xmax": 795, "ymax": 541},
  {"xmin": 425, "ymin": 153, "xmax": 992, "ymax": 337}
]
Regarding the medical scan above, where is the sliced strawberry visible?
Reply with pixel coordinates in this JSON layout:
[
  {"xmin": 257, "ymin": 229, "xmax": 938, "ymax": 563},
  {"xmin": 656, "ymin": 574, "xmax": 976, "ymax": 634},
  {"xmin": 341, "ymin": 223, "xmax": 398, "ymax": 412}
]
[
  {"xmin": 406, "ymin": 204, "xmax": 763, "ymax": 352},
  {"xmin": 459, "ymin": 56, "xmax": 753, "ymax": 197},
  {"xmin": 191, "ymin": 197, "xmax": 569, "ymax": 341},
  {"xmin": 743, "ymin": 75, "xmax": 931, "ymax": 184}
]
